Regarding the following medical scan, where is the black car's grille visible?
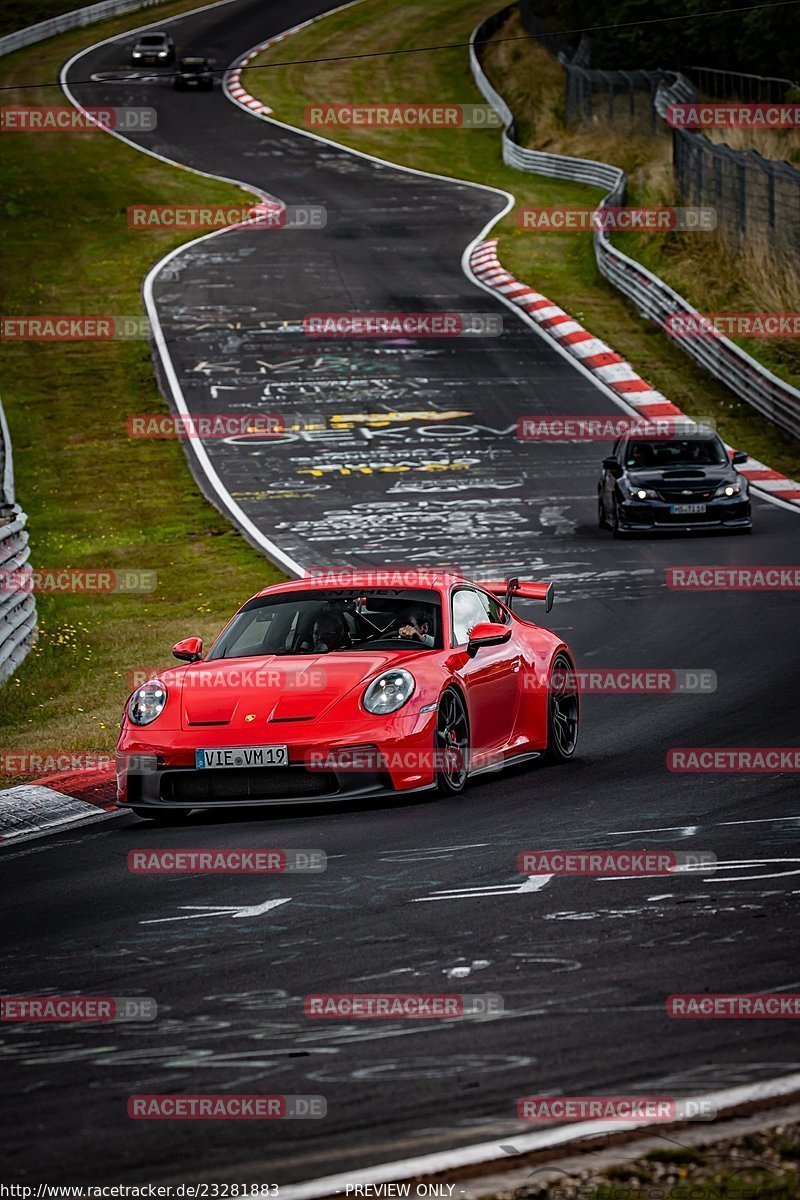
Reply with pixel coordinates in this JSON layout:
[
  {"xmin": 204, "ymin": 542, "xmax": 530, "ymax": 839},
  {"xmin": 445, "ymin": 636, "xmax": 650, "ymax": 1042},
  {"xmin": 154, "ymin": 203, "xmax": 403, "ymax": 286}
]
[
  {"xmin": 657, "ymin": 488, "xmax": 716, "ymax": 502},
  {"xmin": 160, "ymin": 767, "xmax": 337, "ymax": 804}
]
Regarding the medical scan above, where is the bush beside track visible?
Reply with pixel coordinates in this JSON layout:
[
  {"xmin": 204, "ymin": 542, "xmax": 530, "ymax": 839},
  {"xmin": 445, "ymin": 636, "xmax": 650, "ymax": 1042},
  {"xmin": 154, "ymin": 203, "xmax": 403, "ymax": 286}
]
[
  {"xmin": 242, "ymin": 0, "xmax": 800, "ymax": 479},
  {"xmin": 0, "ymin": 0, "xmax": 284, "ymax": 783}
]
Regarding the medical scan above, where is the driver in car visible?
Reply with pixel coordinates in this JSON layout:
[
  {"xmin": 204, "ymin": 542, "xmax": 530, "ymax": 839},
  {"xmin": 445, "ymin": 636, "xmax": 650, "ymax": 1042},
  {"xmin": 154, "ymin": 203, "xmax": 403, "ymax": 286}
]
[
  {"xmin": 312, "ymin": 612, "xmax": 349, "ymax": 653},
  {"xmin": 397, "ymin": 606, "xmax": 434, "ymax": 647}
]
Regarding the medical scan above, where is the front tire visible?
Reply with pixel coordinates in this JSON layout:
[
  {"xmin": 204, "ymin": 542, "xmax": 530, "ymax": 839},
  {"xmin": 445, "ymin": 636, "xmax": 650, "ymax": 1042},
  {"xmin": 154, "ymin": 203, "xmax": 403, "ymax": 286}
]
[
  {"xmin": 434, "ymin": 687, "xmax": 470, "ymax": 795},
  {"xmin": 598, "ymin": 491, "xmax": 608, "ymax": 529},
  {"xmin": 542, "ymin": 652, "xmax": 579, "ymax": 763},
  {"xmin": 129, "ymin": 806, "xmax": 192, "ymax": 825}
]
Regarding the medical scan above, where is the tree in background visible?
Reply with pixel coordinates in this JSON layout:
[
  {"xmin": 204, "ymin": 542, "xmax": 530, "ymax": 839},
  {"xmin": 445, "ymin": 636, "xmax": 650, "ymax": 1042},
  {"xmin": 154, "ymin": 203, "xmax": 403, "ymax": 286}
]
[{"xmin": 546, "ymin": 0, "xmax": 799, "ymax": 81}]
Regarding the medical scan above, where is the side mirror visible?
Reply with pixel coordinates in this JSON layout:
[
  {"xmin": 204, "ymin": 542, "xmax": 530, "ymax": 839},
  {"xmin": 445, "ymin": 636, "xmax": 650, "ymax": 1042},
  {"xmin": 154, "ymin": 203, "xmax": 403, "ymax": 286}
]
[
  {"xmin": 467, "ymin": 622, "xmax": 512, "ymax": 657},
  {"xmin": 172, "ymin": 636, "xmax": 203, "ymax": 663},
  {"xmin": 602, "ymin": 456, "xmax": 622, "ymax": 476},
  {"xmin": 731, "ymin": 450, "xmax": 748, "ymax": 465}
]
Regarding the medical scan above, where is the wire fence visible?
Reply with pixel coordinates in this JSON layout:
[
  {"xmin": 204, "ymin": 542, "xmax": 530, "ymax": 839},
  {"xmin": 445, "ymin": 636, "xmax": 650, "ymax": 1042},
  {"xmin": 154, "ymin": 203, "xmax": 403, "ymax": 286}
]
[
  {"xmin": 681, "ymin": 65, "xmax": 797, "ymax": 103},
  {"xmin": 517, "ymin": 0, "xmax": 800, "ymax": 257}
]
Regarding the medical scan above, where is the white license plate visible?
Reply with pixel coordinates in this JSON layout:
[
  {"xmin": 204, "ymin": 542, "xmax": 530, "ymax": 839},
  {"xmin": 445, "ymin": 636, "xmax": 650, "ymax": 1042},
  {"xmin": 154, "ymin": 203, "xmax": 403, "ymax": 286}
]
[
  {"xmin": 196, "ymin": 745, "xmax": 288, "ymax": 769},
  {"xmin": 671, "ymin": 503, "xmax": 706, "ymax": 514}
]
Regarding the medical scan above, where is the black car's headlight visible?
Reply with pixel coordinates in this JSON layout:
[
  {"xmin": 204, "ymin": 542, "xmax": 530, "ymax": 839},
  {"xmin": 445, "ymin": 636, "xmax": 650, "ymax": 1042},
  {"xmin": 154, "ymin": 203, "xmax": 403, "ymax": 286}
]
[
  {"xmin": 714, "ymin": 480, "xmax": 745, "ymax": 498},
  {"xmin": 132, "ymin": 51, "xmax": 142, "ymax": 57},
  {"xmin": 363, "ymin": 670, "xmax": 415, "ymax": 715},
  {"xmin": 631, "ymin": 486, "xmax": 659, "ymax": 501},
  {"xmin": 128, "ymin": 680, "xmax": 168, "ymax": 725}
]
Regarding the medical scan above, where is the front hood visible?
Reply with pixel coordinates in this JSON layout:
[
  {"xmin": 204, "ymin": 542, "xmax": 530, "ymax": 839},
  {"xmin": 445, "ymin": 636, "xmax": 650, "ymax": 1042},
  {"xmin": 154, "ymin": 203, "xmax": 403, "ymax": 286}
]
[
  {"xmin": 179, "ymin": 652, "xmax": 421, "ymax": 729},
  {"xmin": 627, "ymin": 467, "xmax": 734, "ymax": 491}
]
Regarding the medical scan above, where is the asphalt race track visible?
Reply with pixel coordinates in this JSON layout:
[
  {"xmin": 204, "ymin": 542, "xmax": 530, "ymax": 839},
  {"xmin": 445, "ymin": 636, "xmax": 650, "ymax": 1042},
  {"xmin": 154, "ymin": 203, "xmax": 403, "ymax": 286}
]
[{"xmin": 1, "ymin": 0, "xmax": 798, "ymax": 1186}]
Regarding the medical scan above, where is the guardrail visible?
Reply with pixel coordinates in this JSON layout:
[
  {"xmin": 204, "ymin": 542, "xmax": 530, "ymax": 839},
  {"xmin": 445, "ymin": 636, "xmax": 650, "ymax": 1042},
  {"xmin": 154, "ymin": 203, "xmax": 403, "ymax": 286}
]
[
  {"xmin": 0, "ymin": 0, "xmax": 168, "ymax": 58},
  {"xmin": 469, "ymin": 9, "xmax": 800, "ymax": 440},
  {"xmin": 0, "ymin": 401, "xmax": 36, "ymax": 685}
]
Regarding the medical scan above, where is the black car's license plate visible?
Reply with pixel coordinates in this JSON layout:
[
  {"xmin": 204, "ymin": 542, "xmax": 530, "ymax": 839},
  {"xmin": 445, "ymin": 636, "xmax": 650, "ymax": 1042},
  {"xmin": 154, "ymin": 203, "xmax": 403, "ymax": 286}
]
[{"xmin": 670, "ymin": 503, "xmax": 707, "ymax": 514}]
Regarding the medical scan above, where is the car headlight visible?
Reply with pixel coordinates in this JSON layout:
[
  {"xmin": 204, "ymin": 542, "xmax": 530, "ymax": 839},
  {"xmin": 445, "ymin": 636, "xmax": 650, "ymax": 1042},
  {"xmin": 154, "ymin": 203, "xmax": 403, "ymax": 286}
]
[
  {"xmin": 714, "ymin": 481, "xmax": 744, "ymax": 498},
  {"xmin": 631, "ymin": 486, "xmax": 659, "ymax": 500},
  {"xmin": 132, "ymin": 51, "xmax": 142, "ymax": 57},
  {"xmin": 158, "ymin": 50, "xmax": 168, "ymax": 57},
  {"xmin": 128, "ymin": 680, "xmax": 168, "ymax": 725},
  {"xmin": 363, "ymin": 670, "xmax": 415, "ymax": 715}
]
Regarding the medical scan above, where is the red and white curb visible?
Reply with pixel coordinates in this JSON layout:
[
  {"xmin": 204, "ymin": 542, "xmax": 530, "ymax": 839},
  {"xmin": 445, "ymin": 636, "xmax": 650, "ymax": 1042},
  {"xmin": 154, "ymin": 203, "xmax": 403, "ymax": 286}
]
[
  {"xmin": 225, "ymin": 20, "xmax": 317, "ymax": 113},
  {"xmin": 0, "ymin": 770, "xmax": 118, "ymax": 845},
  {"xmin": 223, "ymin": 2, "xmax": 363, "ymax": 119},
  {"xmin": 471, "ymin": 240, "xmax": 800, "ymax": 508}
]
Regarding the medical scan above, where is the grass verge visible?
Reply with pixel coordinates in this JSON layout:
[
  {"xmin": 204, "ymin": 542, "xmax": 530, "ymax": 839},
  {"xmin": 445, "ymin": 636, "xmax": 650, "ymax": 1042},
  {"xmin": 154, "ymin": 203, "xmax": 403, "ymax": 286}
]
[
  {"xmin": 243, "ymin": 0, "xmax": 800, "ymax": 477},
  {"xmin": 0, "ymin": 0, "xmax": 284, "ymax": 782},
  {"xmin": 497, "ymin": 1118, "xmax": 800, "ymax": 1197}
]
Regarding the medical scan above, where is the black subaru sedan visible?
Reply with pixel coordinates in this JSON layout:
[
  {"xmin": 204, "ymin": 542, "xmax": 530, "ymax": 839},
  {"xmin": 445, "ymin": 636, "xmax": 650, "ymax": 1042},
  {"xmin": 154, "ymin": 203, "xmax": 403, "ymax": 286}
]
[
  {"xmin": 598, "ymin": 427, "xmax": 752, "ymax": 536},
  {"xmin": 174, "ymin": 57, "xmax": 214, "ymax": 91}
]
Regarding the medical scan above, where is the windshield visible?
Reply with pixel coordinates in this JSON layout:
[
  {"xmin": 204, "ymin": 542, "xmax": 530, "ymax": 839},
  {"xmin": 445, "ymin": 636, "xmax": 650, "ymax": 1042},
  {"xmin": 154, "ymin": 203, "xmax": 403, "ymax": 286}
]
[
  {"xmin": 140, "ymin": 35, "xmax": 167, "ymax": 44},
  {"xmin": 625, "ymin": 436, "xmax": 728, "ymax": 469},
  {"xmin": 208, "ymin": 589, "xmax": 443, "ymax": 659}
]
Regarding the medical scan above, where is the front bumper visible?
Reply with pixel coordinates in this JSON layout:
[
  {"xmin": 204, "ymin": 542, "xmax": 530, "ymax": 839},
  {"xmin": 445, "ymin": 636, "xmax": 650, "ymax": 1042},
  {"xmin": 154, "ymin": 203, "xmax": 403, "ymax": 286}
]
[
  {"xmin": 117, "ymin": 761, "xmax": 428, "ymax": 810},
  {"xmin": 116, "ymin": 712, "xmax": 440, "ymax": 809},
  {"xmin": 618, "ymin": 496, "xmax": 751, "ymax": 532}
]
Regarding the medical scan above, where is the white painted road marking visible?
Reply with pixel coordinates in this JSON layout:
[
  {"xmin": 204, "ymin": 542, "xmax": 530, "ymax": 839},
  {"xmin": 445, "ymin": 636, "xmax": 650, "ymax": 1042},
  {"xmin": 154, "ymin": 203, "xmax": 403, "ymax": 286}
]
[
  {"xmin": 413, "ymin": 875, "xmax": 553, "ymax": 902},
  {"xmin": 598, "ymin": 857, "xmax": 800, "ymax": 883},
  {"xmin": 140, "ymin": 897, "xmax": 291, "ymax": 924}
]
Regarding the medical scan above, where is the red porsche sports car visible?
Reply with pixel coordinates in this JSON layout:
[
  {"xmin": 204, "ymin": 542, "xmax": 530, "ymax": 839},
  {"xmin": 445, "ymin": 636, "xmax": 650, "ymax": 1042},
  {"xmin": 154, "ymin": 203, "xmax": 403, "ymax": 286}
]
[{"xmin": 116, "ymin": 572, "xmax": 579, "ymax": 821}]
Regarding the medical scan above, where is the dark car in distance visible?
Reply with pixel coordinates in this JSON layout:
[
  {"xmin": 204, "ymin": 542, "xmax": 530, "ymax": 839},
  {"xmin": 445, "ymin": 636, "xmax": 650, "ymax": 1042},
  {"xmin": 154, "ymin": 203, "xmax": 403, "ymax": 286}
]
[
  {"xmin": 598, "ymin": 427, "xmax": 752, "ymax": 536},
  {"xmin": 173, "ymin": 57, "xmax": 214, "ymax": 90},
  {"xmin": 131, "ymin": 32, "xmax": 175, "ymax": 65}
]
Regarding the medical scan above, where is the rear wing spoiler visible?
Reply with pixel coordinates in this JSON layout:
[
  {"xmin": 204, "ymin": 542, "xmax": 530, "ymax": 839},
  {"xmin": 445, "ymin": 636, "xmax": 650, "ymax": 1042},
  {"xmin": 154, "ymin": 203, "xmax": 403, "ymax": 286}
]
[{"xmin": 479, "ymin": 578, "xmax": 555, "ymax": 613}]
